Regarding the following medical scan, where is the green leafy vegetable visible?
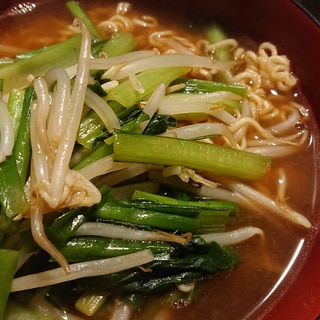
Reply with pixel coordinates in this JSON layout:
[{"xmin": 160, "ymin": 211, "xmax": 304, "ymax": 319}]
[
  {"xmin": 107, "ymin": 67, "xmax": 190, "ymax": 108},
  {"xmin": 0, "ymin": 249, "xmax": 19, "ymax": 320},
  {"xmin": 172, "ymin": 78, "xmax": 248, "ymax": 96},
  {"xmin": 101, "ymin": 32, "xmax": 137, "ymax": 56},
  {"xmin": 0, "ymin": 35, "xmax": 82, "ymax": 93},
  {"xmin": 66, "ymin": 1, "xmax": 102, "ymax": 41},
  {"xmin": 113, "ymin": 131, "xmax": 271, "ymax": 180}
]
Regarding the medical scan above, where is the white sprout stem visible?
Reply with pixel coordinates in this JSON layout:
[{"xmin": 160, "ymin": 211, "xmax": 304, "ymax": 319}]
[
  {"xmin": 104, "ymin": 54, "xmax": 235, "ymax": 80},
  {"xmin": 70, "ymin": 143, "xmax": 97, "ymax": 168},
  {"xmin": 199, "ymin": 226, "xmax": 264, "ymax": 246},
  {"xmin": 45, "ymin": 68, "xmax": 71, "ymax": 147},
  {"xmin": 212, "ymin": 109, "xmax": 238, "ymax": 124},
  {"xmin": 30, "ymin": 200, "xmax": 70, "ymax": 274},
  {"xmin": 77, "ymin": 154, "xmax": 114, "ymax": 180},
  {"xmin": 30, "ymin": 79, "xmax": 52, "ymax": 183},
  {"xmin": 162, "ymin": 122, "xmax": 237, "ymax": 148},
  {"xmin": 110, "ymin": 302, "xmax": 134, "ymax": 320},
  {"xmin": 101, "ymin": 79, "xmax": 119, "ymax": 91},
  {"xmin": 162, "ymin": 165, "xmax": 218, "ymax": 189},
  {"xmin": 139, "ymin": 82, "xmax": 166, "ymax": 131},
  {"xmin": 147, "ymin": 169, "xmax": 250, "ymax": 207},
  {"xmin": 85, "ymin": 87, "xmax": 120, "ymax": 132},
  {"xmin": 77, "ymin": 155, "xmax": 132, "ymax": 180},
  {"xmin": 196, "ymin": 185, "xmax": 251, "ymax": 208},
  {"xmin": 90, "ymin": 50, "xmax": 157, "ymax": 70},
  {"xmin": 221, "ymin": 179, "xmax": 312, "ymax": 228},
  {"xmin": 0, "ymin": 95, "xmax": 14, "ymax": 162},
  {"xmin": 74, "ymin": 222, "xmax": 190, "ymax": 243},
  {"xmin": 151, "ymin": 166, "xmax": 310, "ymax": 228},
  {"xmin": 49, "ymin": 18, "xmax": 92, "ymax": 207},
  {"xmin": 158, "ymin": 91, "xmax": 240, "ymax": 124},
  {"xmin": 27, "ymin": 19, "xmax": 102, "ymax": 273},
  {"xmin": 95, "ymin": 163, "xmax": 150, "ymax": 187},
  {"xmin": 129, "ymin": 72, "xmax": 145, "ymax": 93},
  {"xmin": 11, "ymin": 250, "xmax": 154, "ymax": 293},
  {"xmin": 246, "ymin": 145, "xmax": 305, "ymax": 158},
  {"xmin": 65, "ymin": 63, "xmax": 79, "ymax": 79}
]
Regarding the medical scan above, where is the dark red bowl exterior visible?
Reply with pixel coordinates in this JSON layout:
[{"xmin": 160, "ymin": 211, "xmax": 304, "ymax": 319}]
[{"xmin": 0, "ymin": 0, "xmax": 319, "ymax": 319}]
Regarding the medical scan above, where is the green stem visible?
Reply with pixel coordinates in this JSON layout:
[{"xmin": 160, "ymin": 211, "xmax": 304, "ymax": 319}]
[
  {"xmin": 75, "ymin": 291, "xmax": 108, "ymax": 317},
  {"xmin": 66, "ymin": 1, "xmax": 102, "ymax": 41},
  {"xmin": 129, "ymin": 190, "xmax": 236, "ymax": 232},
  {"xmin": 132, "ymin": 190, "xmax": 237, "ymax": 214},
  {"xmin": 101, "ymin": 32, "xmax": 137, "ymax": 56},
  {"xmin": 94, "ymin": 201, "xmax": 199, "ymax": 233},
  {"xmin": 113, "ymin": 131, "xmax": 271, "ymax": 180},
  {"xmin": 20, "ymin": 205, "xmax": 94, "ymax": 253},
  {"xmin": 0, "ymin": 249, "xmax": 19, "ymax": 320},
  {"xmin": 0, "ymin": 208, "xmax": 18, "ymax": 234},
  {"xmin": 0, "ymin": 35, "xmax": 81, "ymax": 93},
  {"xmin": 72, "ymin": 143, "xmax": 113, "ymax": 169},
  {"xmin": 120, "ymin": 272, "xmax": 205, "ymax": 295},
  {"xmin": 57, "ymin": 236, "xmax": 173, "ymax": 262},
  {"xmin": 6, "ymin": 89, "xmax": 25, "ymax": 141},
  {"xmin": 46, "ymin": 208, "xmax": 94, "ymax": 247},
  {"xmin": 0, "ymin": 155, "xmax": 29, "ymax": 218},
  {"xmin": 161, "ymin": 283, "xmax": 202, "ymax": 308},
  {"xmin": 77, "ymin": 110, "xmax": 109, "ymax": 148},
  {"xmin": 4, "ymin": 298, "xmax": 53, "ymax": 320},
  {"xmin": 107, "ymin": 67, "xmax": 190, "ymax": 108},
  {"xmin": 173, "ymin": 78, "xmax": 247, "ymax": 96},
  {"xmin": 13, "ymin": 86, "xmax": 34, "ymax": 182},
  {"xmin": 206, "ymin": 23, "xmax": 232, "ymax": 61}
]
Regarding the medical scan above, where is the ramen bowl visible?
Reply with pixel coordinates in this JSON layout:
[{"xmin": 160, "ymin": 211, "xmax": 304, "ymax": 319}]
[{"xmin": 0, "ymin": 0, "xmax": 319, "ymax": 319}]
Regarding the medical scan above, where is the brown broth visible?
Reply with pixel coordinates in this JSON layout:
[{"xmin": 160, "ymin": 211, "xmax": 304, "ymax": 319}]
[{"xmin": 0, "ymin": 1, "xmax": 317, "ymax": 319}]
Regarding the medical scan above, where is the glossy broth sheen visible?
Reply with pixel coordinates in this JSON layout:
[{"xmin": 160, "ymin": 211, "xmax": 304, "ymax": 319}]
[{"xmin": 0, "ymin": 1, "xmax": 317, "ymax": 319}]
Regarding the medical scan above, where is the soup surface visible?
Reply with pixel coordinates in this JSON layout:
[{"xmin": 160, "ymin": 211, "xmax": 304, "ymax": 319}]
[{"xmin": 0, "ymin": 1, "xmax": 318, "ymax": 320}]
